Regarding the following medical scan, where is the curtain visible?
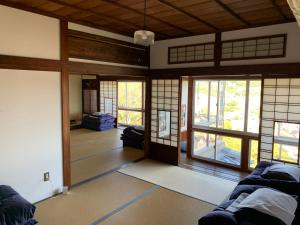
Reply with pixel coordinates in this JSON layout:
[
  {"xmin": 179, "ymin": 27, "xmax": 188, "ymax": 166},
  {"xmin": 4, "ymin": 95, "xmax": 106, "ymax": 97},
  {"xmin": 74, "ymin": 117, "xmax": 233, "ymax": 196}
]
[{"xmin": 287, "ymin": 0, "xmax": 300, "ymax": 26}]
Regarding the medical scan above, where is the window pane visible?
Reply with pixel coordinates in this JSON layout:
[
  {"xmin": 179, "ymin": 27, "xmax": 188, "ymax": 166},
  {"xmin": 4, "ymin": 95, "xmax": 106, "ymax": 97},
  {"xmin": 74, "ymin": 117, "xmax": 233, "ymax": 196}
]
[
  {"xmin": 127, "ymin": 82, "xmax": 142, "ymax": 109},
  {"xmin": 117, "ymin": 110, "xmax": 127, "ymax": 125},
  {"xmin": 117, "ymin": 110, "xmax": 142, "ymax": 126},
  {"xmin": 118, "ymin": 82, "xmax": 126, "ymax": 108},
  {"xmin": 218, "ymin": 81, "xmax": 246, "ymax": 131},
  {"xmin": 209, "ymin": 81, "xmax": 218, "ymax": 127},
  {"xmin": 273, "ymin": 143, "xmax": 298, "ymax": 163},
  {"xmin": 216, "ymin": 135, "xmax": 241, "ymax": 166},
  {"xmin": 194, "ymin": 81, "xmax": 209, "ymax": 125},
  {"xmin": 249, "ymin": 140, "xmax": 259, "ymax": 169},
  {"xmin": 248, "ymin": 81, "xmax": 261, "ymax": 133},
  {"xmin": 127, "ymin": 111, "xmax": 142, "ymax": 126},
  {"xmin": 158, "ymin": 111, "xmax": 171, "ymax": 139},
  {"xmin": 273, "ymin": 122, "xmax": 299, "ymax": 163},
  {"xmin": 192, "ymin": 131, "xmax": 215, "ymax": 160}
]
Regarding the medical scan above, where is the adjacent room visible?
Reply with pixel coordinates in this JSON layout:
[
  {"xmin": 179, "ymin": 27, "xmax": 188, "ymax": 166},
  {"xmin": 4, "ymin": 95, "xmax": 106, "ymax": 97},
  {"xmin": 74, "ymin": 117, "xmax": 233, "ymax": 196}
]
[
  {"xmin": 1, "ymin": 1, "xmax": 300, "ymax": 225},
  {"xmin": 69, "ymin": 74, "xmax": 145, "ymax": 185}
]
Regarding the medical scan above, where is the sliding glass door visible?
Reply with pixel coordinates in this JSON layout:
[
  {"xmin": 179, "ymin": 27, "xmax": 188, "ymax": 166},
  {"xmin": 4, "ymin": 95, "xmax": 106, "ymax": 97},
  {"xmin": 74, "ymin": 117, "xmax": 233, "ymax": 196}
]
[{"xmin": 192, "ymin": 79, "xmax": 261, "ymax": 169}]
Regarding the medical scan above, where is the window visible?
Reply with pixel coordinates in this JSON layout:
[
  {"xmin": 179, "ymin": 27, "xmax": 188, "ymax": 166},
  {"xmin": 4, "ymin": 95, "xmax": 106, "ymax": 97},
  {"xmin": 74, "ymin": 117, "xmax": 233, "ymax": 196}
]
[
  {"xmin": 221, "ymin": 34, "xmax": 286, "ymax": 60},
  {"xmin": 193, "ymin": 131, "xmax": 242, "ymax": 166},
  {"xmin": 168, "ymin": 43, "xmax": 215, "ymax": 64},
  {"xmin": 193, "ymin": 80, "xmax": 261, "ymax": 133},
  {"xmin": 104, "ymin": 98, "xmax": 113, "ymax": 114},
  {"xmin": 117, "ymin": 81, "xmax": 144, "ymax": 126},
  {"xmin": 273, "ymin": 122, "xmax": 300, "ymax": 164},
  {"xmin": 158, "ymin": 111, "xmax": 171, "ymax": 139},
  {"xmin": 249, "ymin": 139, "xmax": 259, "ymax": 169},
  {"xmin": 192, "ymin": 79, "xmax": 261, "ymax": 168}
]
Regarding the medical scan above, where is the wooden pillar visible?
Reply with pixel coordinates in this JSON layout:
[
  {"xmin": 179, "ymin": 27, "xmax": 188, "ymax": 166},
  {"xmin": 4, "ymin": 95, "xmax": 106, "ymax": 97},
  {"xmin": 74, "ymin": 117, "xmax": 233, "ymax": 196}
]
[
  {"xmin": 186, "ymin": 76, "xmax": 193, "ymax": 158},
  {"xmin": 214, "ymin": 32, "xmax": 222, "ymax": 67},
  {"xmin": 60, "ymin": 20, "xmax": 71, "ymax": 187},
  {"xmin": 144, "ymin": 74, "xmax": 151, "ymax": 158}
]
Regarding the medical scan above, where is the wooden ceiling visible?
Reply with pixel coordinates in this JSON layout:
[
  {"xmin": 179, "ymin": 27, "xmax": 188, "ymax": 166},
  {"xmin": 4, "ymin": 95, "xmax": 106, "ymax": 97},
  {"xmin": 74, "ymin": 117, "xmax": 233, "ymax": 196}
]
[{"xmin": 1, "ymin": 0, "xmax": 296, "ymax": 40}]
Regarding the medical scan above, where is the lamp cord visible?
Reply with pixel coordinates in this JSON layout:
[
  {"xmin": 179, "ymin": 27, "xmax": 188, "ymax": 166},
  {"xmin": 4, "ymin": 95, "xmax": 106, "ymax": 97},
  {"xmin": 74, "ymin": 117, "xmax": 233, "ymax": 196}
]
[{"xmin": 143, "ymin": 0, "xmax": 146, "ymax": 30}]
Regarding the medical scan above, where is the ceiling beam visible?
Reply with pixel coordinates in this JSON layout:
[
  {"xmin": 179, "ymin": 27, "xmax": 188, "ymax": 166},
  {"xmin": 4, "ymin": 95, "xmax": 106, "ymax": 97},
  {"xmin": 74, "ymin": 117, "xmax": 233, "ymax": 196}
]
[
  {"xmin": 101, "ymin": 0, "xmax": 194, "ymax": 36},
  {"xmin": 215, "ymin": 0, "xmax": 251, "ymax": 26},
  {"xmin": 158, "ymin": 0, "xmax": 219, "ymax": 31},
  {"xmin": 0, "ymin": 0, "xmax": 138, "ymax": 37},
  {"xmin": 48, "ymin": 0, "xmax": 170, "ymax": 39},
  {"xmin": 270, "ymin": 0, "xmax": 288, "ymax": 21}
]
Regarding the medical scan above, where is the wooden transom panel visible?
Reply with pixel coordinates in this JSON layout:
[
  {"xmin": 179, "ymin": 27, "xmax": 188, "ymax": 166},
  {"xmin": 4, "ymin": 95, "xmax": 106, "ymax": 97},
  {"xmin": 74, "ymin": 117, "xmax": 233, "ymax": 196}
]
[{"xmin": 1, "ymin": 0, "xmax": 296, "ymax": 40}]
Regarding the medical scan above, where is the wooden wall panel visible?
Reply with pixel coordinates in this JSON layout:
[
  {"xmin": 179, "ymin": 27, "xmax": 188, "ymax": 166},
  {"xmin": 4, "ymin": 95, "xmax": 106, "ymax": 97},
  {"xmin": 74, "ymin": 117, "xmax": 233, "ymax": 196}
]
[
  {"xmin": 68, "ymin": 30, "xmax": 149, "ymax": 67},
  {"xmin": 149, "ymin": 143, "xmax": 179, "ymax": 165}
]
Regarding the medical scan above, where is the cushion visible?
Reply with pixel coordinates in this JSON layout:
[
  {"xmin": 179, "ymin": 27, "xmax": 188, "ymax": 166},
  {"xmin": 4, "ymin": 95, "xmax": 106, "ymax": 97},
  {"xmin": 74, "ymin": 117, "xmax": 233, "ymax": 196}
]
[
  {"xmin": 237, "ymin": 188, "xmax": 297, "ymax": 225},
  {"xmin": 0, "ymin": 185, "xmax": 36, "ymax": 225},
  {"xmin": 262, "ymin": 164, "xmax": 300, "ymax": 182}
]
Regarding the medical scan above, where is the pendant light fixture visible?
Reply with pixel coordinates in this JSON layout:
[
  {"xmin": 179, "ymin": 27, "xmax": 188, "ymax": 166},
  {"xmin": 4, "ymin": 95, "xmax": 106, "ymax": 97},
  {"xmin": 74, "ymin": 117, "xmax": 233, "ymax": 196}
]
[
  {"xmin": 134, "ymin": 0, "xmax": 155, "ymax": 46},
  {"xmin": 287, "ymin": 0, "xmax": 300, "ymax": 26}
]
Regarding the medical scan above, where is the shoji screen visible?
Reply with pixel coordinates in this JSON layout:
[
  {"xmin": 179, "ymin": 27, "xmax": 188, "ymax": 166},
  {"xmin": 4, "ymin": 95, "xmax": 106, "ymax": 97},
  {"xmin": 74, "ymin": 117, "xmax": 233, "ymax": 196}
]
[
  {"xmin": 151, "ymin": 79, "xmax": 180, "ymax": 147},
  {"xmin": 260, "ymin": 78, "xmax": 300, "ymax": 166},
  {"xmin": 100, "ymin": 81, "xmax": 117, "ymax": 117}
]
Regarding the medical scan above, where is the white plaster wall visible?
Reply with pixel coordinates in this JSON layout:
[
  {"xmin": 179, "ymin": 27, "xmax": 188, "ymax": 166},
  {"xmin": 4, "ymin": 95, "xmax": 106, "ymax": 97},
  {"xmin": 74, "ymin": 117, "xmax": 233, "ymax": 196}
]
[
  {"xmin": 0, "ymin": 5, "xmax": 60, "ymax": 60},
  {"xmin": 0, "ymin": 70, "xmax": 63, "ymax": 203},
  {"xmin": 221, "ymin": 22, "xmax": 300, "ymax": 65},
  {"xmin": 150, "ymin": 33, "xmax": 215, "ymax": 69},
  {"xmin": 69, "ymin": 75, "xmax": 82, "ymax": 121}
]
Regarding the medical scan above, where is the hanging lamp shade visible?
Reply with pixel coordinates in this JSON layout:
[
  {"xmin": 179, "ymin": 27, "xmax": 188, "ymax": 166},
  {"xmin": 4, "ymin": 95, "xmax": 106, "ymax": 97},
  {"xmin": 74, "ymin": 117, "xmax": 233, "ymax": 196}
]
[
  {"xmin": 133, "ymin": 0, "xmax": 155, "ymax": 46},
  {"xmin": 134, "ymin": 30, "xmax": 155, "ymax": 46},
  {"xmin": 287, "ymin": 0, "xmax": 300, "ymax": 26}
]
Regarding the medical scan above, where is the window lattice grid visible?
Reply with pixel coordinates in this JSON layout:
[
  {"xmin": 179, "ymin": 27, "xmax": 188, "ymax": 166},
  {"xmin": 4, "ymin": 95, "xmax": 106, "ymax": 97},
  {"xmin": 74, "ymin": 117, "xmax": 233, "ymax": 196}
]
[
  {"xmin": 168, "ymin": 43, "xmax": 215, "ymax": 64},
  {"xmin": 259, "ymin": 78, "xmax": 300, "ymax": 166},
  {"xmin": 151, "ymin": 79, "xmax": 179, "ymax": 147},
  {"xmin": 100, "ymin": 81, "xmax": 117, "ymax": 117},
  {"xmin": 222, "ymin": 34, "xmax": 286, "ymax": 60}
]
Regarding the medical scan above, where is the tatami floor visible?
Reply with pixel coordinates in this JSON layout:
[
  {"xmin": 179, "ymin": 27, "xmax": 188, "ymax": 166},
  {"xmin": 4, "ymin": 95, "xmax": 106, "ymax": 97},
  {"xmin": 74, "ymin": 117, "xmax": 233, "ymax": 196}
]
[
  {"xmin": 70, "ymin": 128, "xmax": 144, "ymax": 185},
  {"xmin": 35, "ymin": 171, "xmax": 215, "ymax": 225}
]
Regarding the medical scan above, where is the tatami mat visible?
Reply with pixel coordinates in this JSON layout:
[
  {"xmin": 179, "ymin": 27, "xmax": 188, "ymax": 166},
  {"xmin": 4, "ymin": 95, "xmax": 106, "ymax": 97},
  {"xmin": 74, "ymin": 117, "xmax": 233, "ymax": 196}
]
[
  {"xmin": 119, "ymin": 159, "xmax": 237, "ymax": 205},
  {"xmin": 71, "ymin": 146, "xmax": 144, "ymax": 185},
  {"xmin": 100, "ymin": 185, "xmax": 215, "ymax": 225},
  {"xmin": 70, "ymin": 128, "xmax": 123, "ymax": 161},
  {"xmin": 35, "ymin": 173, "xmax": 152, "ymax": 225}
]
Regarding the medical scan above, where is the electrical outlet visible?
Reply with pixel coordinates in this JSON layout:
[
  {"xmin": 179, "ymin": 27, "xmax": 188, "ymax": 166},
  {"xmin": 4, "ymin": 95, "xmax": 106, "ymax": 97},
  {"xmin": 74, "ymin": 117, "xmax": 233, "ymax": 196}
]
[{"xmin": 44, "ymin": 172, "xmax": 50, "ymax": 182}]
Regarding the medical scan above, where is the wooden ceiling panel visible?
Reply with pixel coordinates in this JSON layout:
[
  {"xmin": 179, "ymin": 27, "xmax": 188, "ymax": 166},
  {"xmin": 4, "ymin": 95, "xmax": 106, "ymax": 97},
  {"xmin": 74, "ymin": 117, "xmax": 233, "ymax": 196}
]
[
  {"xmin": 16, "ymin": 0, "xmax": 48, "ymax": 8},
  {"xmin": 1, "ymin": 0, "xmax": 296, "ymax": 40},
  {"xmin": 52, "ymin": 6, "xmax": 79, "ymax": 16},
  {"xmin": 75, "ymin": 0, "xmax": 105, "ymax": 9},
  {"xmin": 36, "ymin": 2, "xmax": 65, "ymax": 12}
]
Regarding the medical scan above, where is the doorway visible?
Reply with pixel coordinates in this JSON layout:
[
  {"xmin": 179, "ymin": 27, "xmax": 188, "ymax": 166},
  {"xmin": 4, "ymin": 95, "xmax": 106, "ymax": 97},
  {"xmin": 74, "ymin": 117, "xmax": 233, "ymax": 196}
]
[{"xmin": 69, "ymin": 74, "xmax": 145, "ymax": 185}]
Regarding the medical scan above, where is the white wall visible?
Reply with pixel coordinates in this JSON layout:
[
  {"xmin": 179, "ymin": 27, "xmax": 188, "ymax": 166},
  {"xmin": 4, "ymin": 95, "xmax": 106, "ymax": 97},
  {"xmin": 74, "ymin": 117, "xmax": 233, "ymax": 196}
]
[
  {"xmin": 0, "ymin": 70, "xmax": 63, "ymax": 203},
  {"xmin": 69, "ymin": 75, "xmax": 82, "ymax": 121},
  {"xmin": 150, "ymin": 33, "xmax": 215, "ymax": 69},
  {"xmin": 0, "ymin": 5, "xmax": 62, "ymax": 203},
  {"xmin": 150, "ymin": 22, "xmax": 300, "ymax": 69},
  {"xmin": 0, "ymin": 5, "xmax": 60, "ymax": 59}
]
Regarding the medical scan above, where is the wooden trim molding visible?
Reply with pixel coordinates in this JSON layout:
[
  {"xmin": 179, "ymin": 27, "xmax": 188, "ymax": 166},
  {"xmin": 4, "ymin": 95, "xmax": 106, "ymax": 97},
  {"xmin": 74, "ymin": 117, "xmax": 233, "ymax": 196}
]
[
  {"xmin": 0, "ymin": 55, "xmax": 61, "ymax": 71},
  {"xmin": 60, "ymin": 20, "xmax": 71, "ymax": 187},
  {"xmin": 151, "ymin": 63, "xmax": 300, "ymax": 78},
  {"xmin": 68, "ymin": 61, "xmax": 147, "ymax": 76}
]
